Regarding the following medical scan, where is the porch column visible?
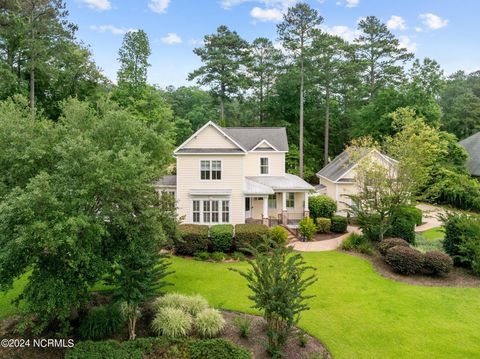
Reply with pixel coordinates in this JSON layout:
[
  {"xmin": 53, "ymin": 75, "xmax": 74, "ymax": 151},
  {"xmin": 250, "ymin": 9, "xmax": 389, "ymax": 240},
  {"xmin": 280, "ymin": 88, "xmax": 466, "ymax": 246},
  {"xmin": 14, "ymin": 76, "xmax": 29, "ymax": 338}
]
[
  {"xmin": 262, "ymin": 195, "xmax": 269, "ymax": 226},
  {"xmin": 304, "ymin": 192, "xmax": 310, "ymax": 218},
  {"xmin": 281, "ymin": 192, "xmax": 288, "ymax": 225}
]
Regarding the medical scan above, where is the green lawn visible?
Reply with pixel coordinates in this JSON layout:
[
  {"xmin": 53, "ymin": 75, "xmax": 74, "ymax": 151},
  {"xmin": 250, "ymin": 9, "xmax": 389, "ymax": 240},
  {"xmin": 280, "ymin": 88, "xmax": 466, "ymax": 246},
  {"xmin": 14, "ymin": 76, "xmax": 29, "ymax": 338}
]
[
  {"xmin": 2, "ymin": 251, "xmax": 480, "ymax": 358},
  {"xmin": 415, "ymin": 226, "xmax": 445, "ymax": 252},
  {"xmin": 420, "ymin": 226, "xmax": 445, "ymax": 240}
]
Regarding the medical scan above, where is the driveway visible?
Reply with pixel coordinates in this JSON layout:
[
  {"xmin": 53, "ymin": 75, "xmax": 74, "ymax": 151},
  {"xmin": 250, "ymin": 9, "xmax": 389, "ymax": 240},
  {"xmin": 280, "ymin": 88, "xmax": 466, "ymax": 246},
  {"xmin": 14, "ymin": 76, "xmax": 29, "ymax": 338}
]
[{"xmin": 415, "ymin": 203, "xmax": 446, "ymax": 232}]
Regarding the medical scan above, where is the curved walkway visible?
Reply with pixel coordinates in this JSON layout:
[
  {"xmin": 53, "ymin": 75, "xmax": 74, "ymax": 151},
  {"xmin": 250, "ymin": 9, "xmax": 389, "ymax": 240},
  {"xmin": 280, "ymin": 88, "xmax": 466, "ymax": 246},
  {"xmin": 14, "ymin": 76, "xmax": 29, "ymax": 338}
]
[{"xmin": 291, "ymin": 203, "xmax": 445, "ymax": 252}]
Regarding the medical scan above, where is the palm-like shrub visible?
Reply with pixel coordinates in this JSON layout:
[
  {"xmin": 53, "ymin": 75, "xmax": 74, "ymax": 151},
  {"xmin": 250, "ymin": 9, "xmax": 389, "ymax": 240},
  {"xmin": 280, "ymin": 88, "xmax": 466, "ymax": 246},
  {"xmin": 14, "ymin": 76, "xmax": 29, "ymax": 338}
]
[
  {"xmin": 195, "ymin": 308, "xmax": 226, "ymax": 338},
  {"xmin": 151, "ymin": 307, "xmax": 193, "ymax": 338}
]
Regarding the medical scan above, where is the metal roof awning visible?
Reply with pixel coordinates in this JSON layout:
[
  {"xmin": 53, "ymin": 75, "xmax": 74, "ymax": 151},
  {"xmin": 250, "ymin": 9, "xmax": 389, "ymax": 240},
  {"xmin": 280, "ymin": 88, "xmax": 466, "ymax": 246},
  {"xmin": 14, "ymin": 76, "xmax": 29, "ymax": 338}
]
[
  {"xmin": 246, "ymin": 174, "xmax": 314, "ymax": 192},
  {"xmin": 189, "ymin": 189, "xmax": 232, "ymax": 196},
  {"xmin": 244, "ymin": 178, "xmax": 275, "ymax": 195}
]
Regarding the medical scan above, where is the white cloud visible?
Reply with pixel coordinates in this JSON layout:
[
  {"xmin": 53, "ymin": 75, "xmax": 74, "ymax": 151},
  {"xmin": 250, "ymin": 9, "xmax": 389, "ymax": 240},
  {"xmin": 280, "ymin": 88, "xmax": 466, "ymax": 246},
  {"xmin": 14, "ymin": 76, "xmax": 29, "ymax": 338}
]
[
  {"xmin": 345, "ymin": 0, "xmax": 359, "ymax": 8},
  {"xmin": 89, "ymin": 25, "xmax": 136, "ymax": 35},
  {"xmin": 415, "ymin": 26, "xmax": 423, "ymax": 32},
  {"xmin": 398, "ymin": 35, "xmax": 417, "ymax": 52},
  {"xmin": 161, "ymin": 32, "xmax": 182, "ymax": 44},
  {"xmin": 420, "ymin": 13, "xmax": 448, "ymax": 30},
  {"xmin": 148, "ymin": 0, "xmax": 170, "ymax": 14},
  {"xmin": 322, "ymin": 25, "xmax": 360, "ymax": 42},
  {"xmin": 250, "ymin": 6, "xmax": 283, "ymax": 21},
  {"xmin": 189, "ymin": 38, "xmax": 204, "ymax": 46},
  {"xmin": 387, "ymin": 15, "xmax": 407, "ymax": 30},
  {"xmin": 220, "ymin": 0, "xmax": 296, "ymax": 9},
  {"xmin": 81, "ymin": 0, "xmax": 112, "ymax": 11}
]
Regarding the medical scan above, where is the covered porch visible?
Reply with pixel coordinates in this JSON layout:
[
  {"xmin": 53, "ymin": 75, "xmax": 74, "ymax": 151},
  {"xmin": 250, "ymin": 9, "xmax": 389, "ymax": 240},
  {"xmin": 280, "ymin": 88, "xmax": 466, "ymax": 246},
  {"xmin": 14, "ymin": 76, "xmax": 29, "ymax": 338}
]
[{"xmin": 244, "ymin": 174, "xmax": 314, "ymax": 227}]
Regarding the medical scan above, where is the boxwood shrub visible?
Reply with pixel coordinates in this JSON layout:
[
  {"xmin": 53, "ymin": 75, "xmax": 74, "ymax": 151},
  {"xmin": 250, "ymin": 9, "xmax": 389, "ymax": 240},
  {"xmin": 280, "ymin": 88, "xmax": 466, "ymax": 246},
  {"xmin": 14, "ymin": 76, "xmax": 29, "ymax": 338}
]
[
  {"xmin": 234, "ymin": 223, "xmax": 269, "ymax": 251},
  {"xmin": 308, "ymin": 195, "xmax": 337, "ymax": 219},
  {"xmin": 175, "ymin": 224, "xmax": 209, "ymax": 255},
  {"xmin": 209, "ymin": 224, "xmax": 233, "ymax": 252},
  {"xmin": 385, "ymin": 245, "xmax": 424, "ymax": 275},
  {"xmin": 331, "ymin": 216, "xmax": 348, "ymax": 233},
  {"xmin": 378, "ymin": 238, "xmax": 410, "ymax": 256},
  {"xmin": 423, "ymin": 251, "xmax": 453, "ymax": 276},
  {"xmin": 316, "ymin": 217, "xmax": 331, "ymax": 233}
]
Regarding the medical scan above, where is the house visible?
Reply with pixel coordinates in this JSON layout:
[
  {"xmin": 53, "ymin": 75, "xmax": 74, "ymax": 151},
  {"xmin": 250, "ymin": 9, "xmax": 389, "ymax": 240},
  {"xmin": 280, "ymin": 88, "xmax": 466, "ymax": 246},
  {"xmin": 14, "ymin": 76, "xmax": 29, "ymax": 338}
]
[
  {"xmin": 459, "ymin": 132, "xmax": 480, "ymax": 177},
  {"xmin": 155, "ymin": 121, "xmax": 314, "ymax": 226},
  {"xmin": 316, "ymin": 149, "xmax": 398, "ymax": 214}
]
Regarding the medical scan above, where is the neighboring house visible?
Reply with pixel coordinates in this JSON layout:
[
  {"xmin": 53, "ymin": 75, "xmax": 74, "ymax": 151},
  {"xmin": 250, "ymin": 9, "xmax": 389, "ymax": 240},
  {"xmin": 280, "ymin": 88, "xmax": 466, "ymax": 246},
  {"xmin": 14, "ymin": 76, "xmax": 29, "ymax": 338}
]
[
  {"xmin": 459, "ymin": 131, "xmax": 480, "ymax": 177},
  {"xmin": 155, "ymin": 121, "xmax": 314, "ymax": 226},
  {"xmin": 316, "ymin": 149, "xmax": 398, "ymax": 214}
]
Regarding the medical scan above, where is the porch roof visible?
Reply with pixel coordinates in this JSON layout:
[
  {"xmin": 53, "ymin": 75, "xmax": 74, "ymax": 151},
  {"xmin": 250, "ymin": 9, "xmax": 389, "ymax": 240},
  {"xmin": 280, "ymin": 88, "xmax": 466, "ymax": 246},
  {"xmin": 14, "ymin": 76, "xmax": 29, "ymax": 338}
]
[
  {"xmin": 244, "ymin": 178, "xmax": 275, "ymax": 195},
  {"xmin": 246, "ymin": 174, "xmax": 314, "ymax": 193}
]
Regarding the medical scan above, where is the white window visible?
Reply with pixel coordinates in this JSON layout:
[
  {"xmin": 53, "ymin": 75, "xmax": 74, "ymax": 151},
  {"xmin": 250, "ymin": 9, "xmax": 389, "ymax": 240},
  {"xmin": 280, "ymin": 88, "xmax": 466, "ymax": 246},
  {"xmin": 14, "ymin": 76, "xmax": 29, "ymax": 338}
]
[
  {"xmin": 203, "ymin": 201, "xmax": 211, "ymax": 223},
  {"xmin": 193, "ymin": 200, "xmax": 230, "ymax": 224},
  {"xmin": 260, "ymin": 157, "xmax": 269, "ymax": 174},
  {"xmin": 268, "ymin": 194, "xmax": 276, "ymax": 209},
  {"xmin": 286, "ymin": 192, "xmax": 295, "ymax": 208},
  {"xmin": 222, "ymin": 200, "xmax": 230, "ymax": 223},
  {"xmin": 200, "ymin": 160, "xmax": 221, "ymax": 180},
  {"xmin": 193, "ymin": 200, "xmax": 200, "ymax": 223},
  {"xmin": 211, "ymin": 200, "xmax": 219, "ymax": 223}
]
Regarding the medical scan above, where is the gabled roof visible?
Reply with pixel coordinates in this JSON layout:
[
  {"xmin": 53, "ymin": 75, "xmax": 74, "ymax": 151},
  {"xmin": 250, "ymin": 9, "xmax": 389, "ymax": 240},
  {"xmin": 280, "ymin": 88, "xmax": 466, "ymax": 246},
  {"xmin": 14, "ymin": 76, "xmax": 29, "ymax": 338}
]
[
  {"xmin": 222, "ymin": 127, "xmax": 288, "ymax": 152},
  {"xmin": 460, "ymin": 132, "xmax": 480, "ymax": 176},
  {"xmin": 317, "ymin": 149, "xmax": 397, "ymax": 183}
]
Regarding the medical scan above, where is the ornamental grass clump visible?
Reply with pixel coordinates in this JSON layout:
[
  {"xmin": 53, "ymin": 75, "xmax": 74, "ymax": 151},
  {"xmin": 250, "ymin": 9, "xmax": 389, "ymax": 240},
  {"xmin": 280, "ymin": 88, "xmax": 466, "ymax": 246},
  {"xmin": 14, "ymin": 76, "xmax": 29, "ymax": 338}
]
[
  {"xmin": 195, "ymin": 308, "xmax": 226, "ymax": 338},
  {"xmin": 151, "ymin": 307, "xmax": 193, "ymax": 338}
]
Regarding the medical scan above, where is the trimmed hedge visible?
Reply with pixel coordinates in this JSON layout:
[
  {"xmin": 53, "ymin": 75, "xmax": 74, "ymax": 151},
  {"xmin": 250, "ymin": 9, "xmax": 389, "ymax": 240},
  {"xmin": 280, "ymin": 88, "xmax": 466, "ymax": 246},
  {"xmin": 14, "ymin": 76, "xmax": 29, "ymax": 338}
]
[
  {"xmin": 316, "ymin": 217, "xmax": 331, "ymax": 233},
  {"xmin": 308, "ymin": 195, "xmax": 337, "ymax": 219},
  {"xmin": 385, "ymin": 246, "xmax": 424, "ymax": 275},
  {"xmin": 331, "ymin": 216, "xmax": 348, "ymax": 233},
  {"xmin": 234, "ymin": 223, "xmax": 269, "ymax": 251},
  {"xmin": 175, "ymin": 224, "xmax": 209, "ymax": 255},
  {"xmin": 209, "ymin": 224, "xmax": 234, "ymax": 252},
  {"xmin": 424, "ymin": 251, "xmax": 453, "ymax": 276},
  {"xmin": 378, "ymin": 238, "xmax": 410, "ymax": 256},
  {"xmin": 66, "ymin": 338, "xmax": 251, "ymax": 359}
]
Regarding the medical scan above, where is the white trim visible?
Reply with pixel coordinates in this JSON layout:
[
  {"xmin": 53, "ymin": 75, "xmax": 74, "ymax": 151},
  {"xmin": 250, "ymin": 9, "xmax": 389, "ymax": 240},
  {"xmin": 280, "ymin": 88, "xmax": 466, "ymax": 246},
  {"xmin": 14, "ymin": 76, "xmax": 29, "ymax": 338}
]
[
  {"xmin": 251, "ymin": 139, "xmax": 279, "ymax": 152},
  {"xmin": 336, "ymin": 149, "xmax": 397, "ymax": 183},
  {"xmin": 174, "ymin": 121, "xmax": 247, "ymax": 154},
  {"xmin": 175, "ymin": 152, "xmax": 245, "ymax": 156}
]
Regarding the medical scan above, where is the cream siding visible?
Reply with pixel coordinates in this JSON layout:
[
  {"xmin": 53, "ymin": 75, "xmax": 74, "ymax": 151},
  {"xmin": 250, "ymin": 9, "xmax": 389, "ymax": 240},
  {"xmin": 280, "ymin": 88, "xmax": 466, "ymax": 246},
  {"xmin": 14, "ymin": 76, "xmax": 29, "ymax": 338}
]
[
  {"xmin": 183, "ymin": 125, "xmax": 239, "ymax": 149},
  {"xmin": 244, "ymin": 152, "xmax": 285, "ymax": 176},
  {"xmin": 176, "ymin": 155, "xmax": 245, "ymax": 224}
]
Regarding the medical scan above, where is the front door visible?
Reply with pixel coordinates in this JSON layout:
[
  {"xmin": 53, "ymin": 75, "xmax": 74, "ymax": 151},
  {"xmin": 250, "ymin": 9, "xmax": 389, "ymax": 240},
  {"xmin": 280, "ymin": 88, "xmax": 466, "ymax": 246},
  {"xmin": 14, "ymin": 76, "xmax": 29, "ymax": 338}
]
[{"xmin": 245, "ymin": 197, "xmax": 252, "ymax": 219}]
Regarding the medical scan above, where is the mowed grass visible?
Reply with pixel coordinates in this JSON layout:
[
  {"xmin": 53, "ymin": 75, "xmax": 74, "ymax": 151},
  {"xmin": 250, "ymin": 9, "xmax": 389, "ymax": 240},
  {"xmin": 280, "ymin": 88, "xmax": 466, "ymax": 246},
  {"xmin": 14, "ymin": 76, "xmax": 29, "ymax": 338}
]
[
  {"xmin": 420, "ymin": 226, "xmax": 445, "ymax": 240},
  {"xmin": 167, "ymin": 252, "xmax": 480, "ymax": 359},
  {"xmin": 1, "ymin": 251, "xmax": 480, "ymax": 358}
]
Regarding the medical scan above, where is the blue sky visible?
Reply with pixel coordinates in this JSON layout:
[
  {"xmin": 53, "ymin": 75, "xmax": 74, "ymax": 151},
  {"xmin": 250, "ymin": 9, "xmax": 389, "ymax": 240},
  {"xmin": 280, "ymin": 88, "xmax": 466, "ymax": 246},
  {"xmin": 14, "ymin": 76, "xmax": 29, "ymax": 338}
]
[{"xmin": 68, "ymin": 0, "xmax": 480, "ymax": 87}]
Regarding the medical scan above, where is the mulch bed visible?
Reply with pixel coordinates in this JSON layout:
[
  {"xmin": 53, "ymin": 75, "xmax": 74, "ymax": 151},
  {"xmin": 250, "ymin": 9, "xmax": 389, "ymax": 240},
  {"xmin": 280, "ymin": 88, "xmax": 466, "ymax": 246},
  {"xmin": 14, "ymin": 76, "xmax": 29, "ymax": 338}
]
[
  {"xmin": 0, "ymin": 303, "xmax": 331, "ymax": 359},
  {"xmin": 343, "ymin": 250, "xmax": 480, "ymax": 288}
]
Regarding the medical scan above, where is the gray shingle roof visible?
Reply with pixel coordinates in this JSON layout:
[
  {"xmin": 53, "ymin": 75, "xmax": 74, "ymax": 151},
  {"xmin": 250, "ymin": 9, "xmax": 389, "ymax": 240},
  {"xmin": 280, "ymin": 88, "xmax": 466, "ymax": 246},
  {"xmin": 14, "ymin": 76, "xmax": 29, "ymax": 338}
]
[
  {"xmin": 222, "ymin": 127, "xmax": 288, "ymax": 152},
  {"xmin": 175, "ymin": 148, "xmax": 244, "ymax": 154},
  {"xmin": 316, "ymin": 151, "xmax": 358, "ymax": 182},
  {"xmin": 460, "ymin": 132, "xmax": 480, "ymax": 176},
  {"xmin": 153, "ymin": 175, "xmax": 177, "ymax": 187}
]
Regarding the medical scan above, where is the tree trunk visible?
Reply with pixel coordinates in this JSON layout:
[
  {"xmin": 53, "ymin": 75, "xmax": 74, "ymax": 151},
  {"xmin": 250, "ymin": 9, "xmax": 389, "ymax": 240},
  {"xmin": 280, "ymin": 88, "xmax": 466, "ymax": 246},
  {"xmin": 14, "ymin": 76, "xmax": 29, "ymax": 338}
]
[
  {"xmin": 324, "ymin": 86, "xmax": 330, "ymax": 166},
  {"xmin": 29, "ymin": 12, "xmax": 35, "ymax": 114},
  {"xmin": 219, "ymin": 98, "xmax": 225, "ymax": 126},
  {"xmin": 299, "ymin": 56, "xmax": 304, "ymax": 179},
  {"xmin": 29, "ymin": 67, "xmax": 35, "ymax": 113}
]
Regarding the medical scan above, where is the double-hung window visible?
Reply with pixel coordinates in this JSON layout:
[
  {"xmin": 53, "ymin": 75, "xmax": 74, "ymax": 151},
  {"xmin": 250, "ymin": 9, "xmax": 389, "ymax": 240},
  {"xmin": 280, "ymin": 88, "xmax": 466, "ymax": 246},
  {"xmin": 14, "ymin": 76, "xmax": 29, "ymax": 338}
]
[
  {"xmin": 222, "ymin": 200, "xmax": 229, "ymax": 223},
  {"xmin": 286, "ymin": 192, "xmax": 295, "ymax": 208},
  {"xmin": 193, "ymin": 200, "xmax": 200, "ymax": 223},
  {"xmin": 211, "ymin": 200, "xmax": 219, "ymax": 223},
  {"xmin": 200, "ymin": 160, "xmax": 221, "ymax": 180},
  {"xmin": 260, "ymin": 157, "xmax": 269, "ymax": 174}
]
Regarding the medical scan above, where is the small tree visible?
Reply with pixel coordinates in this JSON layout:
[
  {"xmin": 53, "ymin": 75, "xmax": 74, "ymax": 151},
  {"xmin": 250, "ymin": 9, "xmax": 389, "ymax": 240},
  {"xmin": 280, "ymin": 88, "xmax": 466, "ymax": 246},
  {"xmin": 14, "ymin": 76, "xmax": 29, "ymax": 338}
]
[{"xmin": 232, "ymin": 242, "xmax": 316, "ymax": 357}]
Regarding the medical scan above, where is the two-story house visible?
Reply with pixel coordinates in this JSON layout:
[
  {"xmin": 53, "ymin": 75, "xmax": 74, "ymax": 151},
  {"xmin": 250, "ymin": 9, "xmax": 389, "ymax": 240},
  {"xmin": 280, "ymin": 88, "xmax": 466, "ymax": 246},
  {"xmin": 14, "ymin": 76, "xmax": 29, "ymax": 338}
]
[{"xmin": 155, "ymin": 121, "xmax": 314, "ymax": 226}]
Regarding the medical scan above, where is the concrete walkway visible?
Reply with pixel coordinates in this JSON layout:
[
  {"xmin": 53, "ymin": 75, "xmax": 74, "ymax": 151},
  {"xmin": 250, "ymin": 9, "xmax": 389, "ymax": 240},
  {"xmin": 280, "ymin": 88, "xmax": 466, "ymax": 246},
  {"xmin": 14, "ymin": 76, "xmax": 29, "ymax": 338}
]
[{"xmin": 290, "ymin": 203, "xmax": 446, "ymax": 252}]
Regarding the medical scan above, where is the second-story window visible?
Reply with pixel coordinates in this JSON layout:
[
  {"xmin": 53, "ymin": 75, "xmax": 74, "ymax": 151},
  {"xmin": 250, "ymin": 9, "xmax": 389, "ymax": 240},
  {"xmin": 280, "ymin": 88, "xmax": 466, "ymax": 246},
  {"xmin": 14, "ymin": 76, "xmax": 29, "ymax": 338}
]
[
  {"xmin": 260, "ymin": 157, "xmax": 269, "ymax": 174},
  {"xmin": 200, "ymin": 160, "xmax": 222, "ymax": 180}
]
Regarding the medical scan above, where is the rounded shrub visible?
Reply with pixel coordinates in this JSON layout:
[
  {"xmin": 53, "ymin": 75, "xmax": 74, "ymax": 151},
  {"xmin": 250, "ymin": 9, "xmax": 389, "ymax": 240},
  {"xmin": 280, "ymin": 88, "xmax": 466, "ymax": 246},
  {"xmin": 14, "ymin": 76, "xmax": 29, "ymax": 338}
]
[
  {"xmin": 175, "ymin": 224, "xmax": 209, "ymax": 255},
  {"xmin": 194, "ymin": 308, "xmax": 226, "ymax": 338},
  {"xmin": 316, "ymin": 217, "xmax": 331, "ymax": 233},
  {"xmin": 424, "ymin": 251, "xmax": 453, "ymax": 276},
  {"xmin": 153, "ymin": 293, "xmax": 209, "ymax": 317},
  {"xmin": 151, "ymin": 307, "xmax": 193, "ymax": 338},
  {"xmin": 385, "ymin": 245, "xmax": 424, "ymax": 275},
  {"xmin": 269, "ymin": 225, "xmax": 289, "ymax": 245},
  {"xmin": 78, "ymin": 304, "xmax": 126, "ymax": 340},
  {"xmin": 210, "ymin": 251, "xmax": 227, "ymax": 262},
  {"xmin": 308, "ymin": 195, "xmax": 337, "ymax": 219},
  {"xmin": 299, "ymin": 217, "xmax": 317, "ymax": 241},
  {"xmin": 209, "ymin": 224, "xmax": 233, "ymax": 252},
  {"xmin": 378, "ymin": 238, "xmax": 410, "ymax": 256},
  {"xmin": 194, "ymin": 251, "xmax": 210, "ymax": 261},
  {"xmin": 234, "ymin": 223, "xmax": 269, "ymax": 251},
  {"xmin": 389, "ymin": 217, "xmax": 416, "ymax": 244},
  {"xmin": 331, "ymin": 216, "xmax": 348, "ymax": 233}
]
